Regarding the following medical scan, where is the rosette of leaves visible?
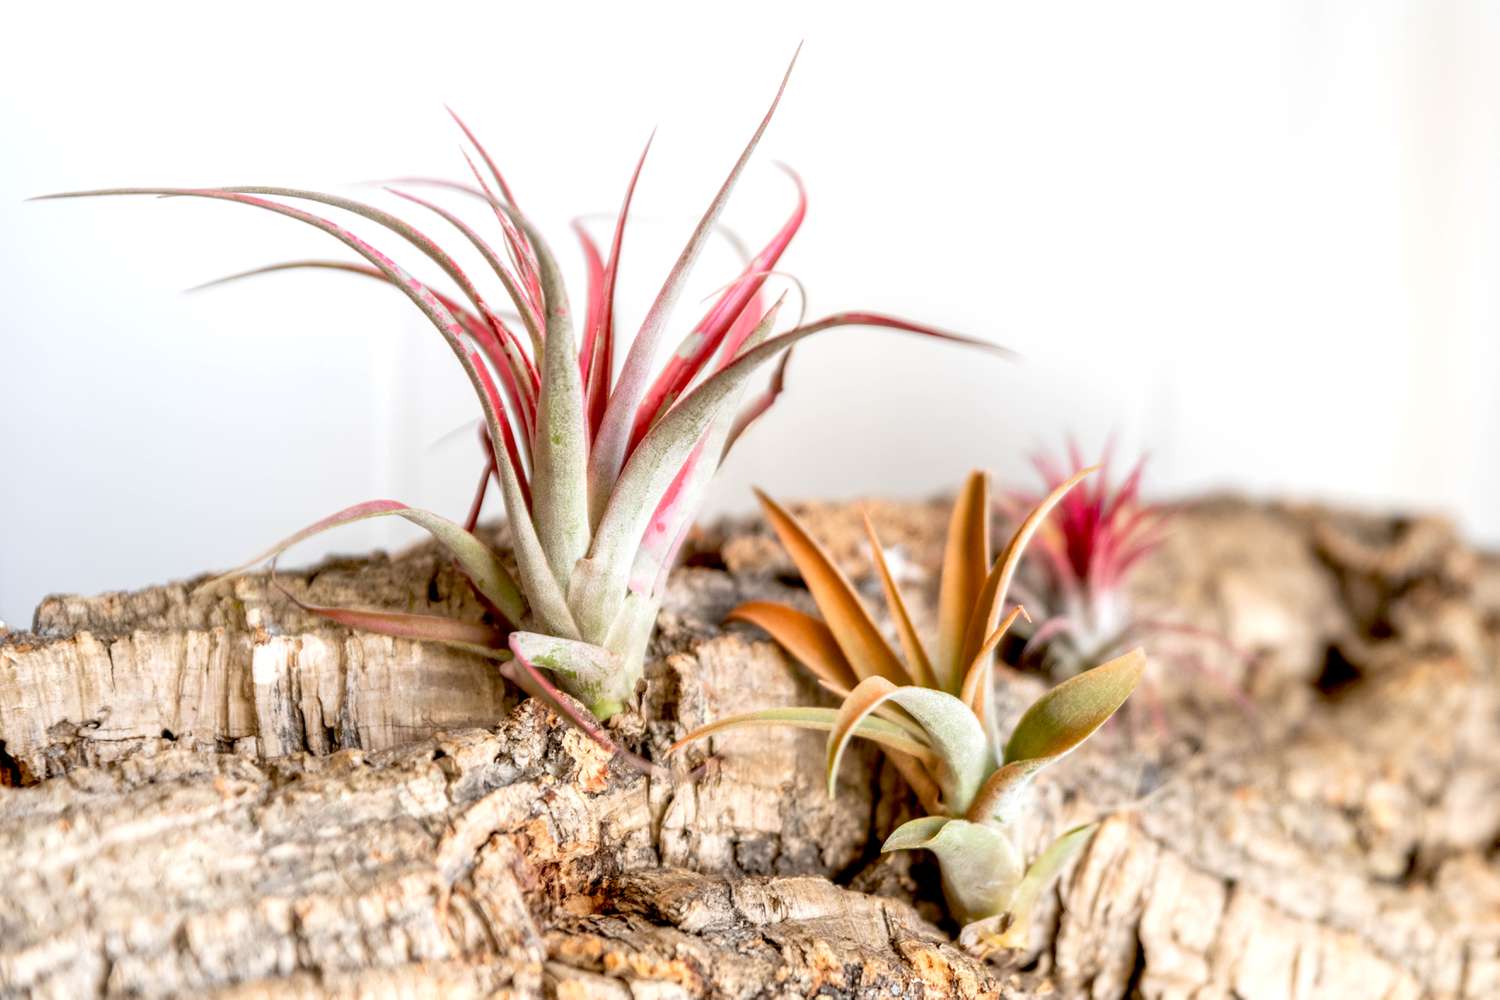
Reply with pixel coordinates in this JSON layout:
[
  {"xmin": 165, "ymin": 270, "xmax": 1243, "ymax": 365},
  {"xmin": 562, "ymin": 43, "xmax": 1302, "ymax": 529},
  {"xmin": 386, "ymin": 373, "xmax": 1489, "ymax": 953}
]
[
  {"xmin": 36, "ymin": 54, "xmax": 1004, "ymax": 729},
  {"xmin": 673, "ymin": 470, "xmax": 1143, "ymax": 947},
  {"xmin": 1008, "ymin": 444, "xmax": 1167, "ymax": 678}
]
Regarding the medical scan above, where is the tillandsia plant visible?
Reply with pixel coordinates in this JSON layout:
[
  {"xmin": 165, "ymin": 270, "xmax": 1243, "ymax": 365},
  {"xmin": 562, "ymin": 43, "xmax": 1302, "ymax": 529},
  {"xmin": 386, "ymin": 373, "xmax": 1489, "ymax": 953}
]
[
  {"xmin": 672, "ymin": 470, "xmax": 1143, "ymax": 948},
  {"xmin": 1008, "ymin": 443, "xmax": 1167, "ymax": 678},
  {"xmin": 37, "ymin": 54, "xmax": 1005, "ymax": 732}
]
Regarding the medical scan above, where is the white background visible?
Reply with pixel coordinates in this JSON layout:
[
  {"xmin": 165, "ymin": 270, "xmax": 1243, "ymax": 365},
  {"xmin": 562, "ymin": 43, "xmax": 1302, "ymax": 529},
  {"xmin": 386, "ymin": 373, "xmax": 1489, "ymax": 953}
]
[{"xmin": 3, "ymin": 2, "xmax": 1498, "ymax": 627}]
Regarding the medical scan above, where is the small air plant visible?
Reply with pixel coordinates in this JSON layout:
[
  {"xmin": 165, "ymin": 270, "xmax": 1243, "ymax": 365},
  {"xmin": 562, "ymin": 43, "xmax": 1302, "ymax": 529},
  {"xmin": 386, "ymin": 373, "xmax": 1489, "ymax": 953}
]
[
  {"xmin": 672, "ymin": 470, "xmax": 1143, "ymax": 949},
  {"xmin": 36, "ymin": 54, "xmax": 1004, "ymax": 735},
  {"xmin": 1009, "ymin": 444, "xmax": 1167, "ymax": 679}
]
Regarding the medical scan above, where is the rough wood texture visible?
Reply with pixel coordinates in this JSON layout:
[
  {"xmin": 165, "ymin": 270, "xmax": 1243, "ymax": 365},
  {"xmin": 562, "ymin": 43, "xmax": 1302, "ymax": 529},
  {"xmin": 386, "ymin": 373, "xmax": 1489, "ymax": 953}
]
[{"xmin": 2, "ymin": 497, "xmax": 1498, "ymax": 998}]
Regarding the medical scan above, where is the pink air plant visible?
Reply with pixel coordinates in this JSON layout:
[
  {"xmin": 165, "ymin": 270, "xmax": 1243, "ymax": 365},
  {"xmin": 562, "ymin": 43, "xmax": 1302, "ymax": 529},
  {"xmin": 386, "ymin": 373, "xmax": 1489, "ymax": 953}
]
[
  {"xmin": 36, "ymin": 52, "xmax": 1010, "ymax": 747},
  {"xmin": 1009, "ymin": 443, "xmax": 1168, "ymax": 678}
]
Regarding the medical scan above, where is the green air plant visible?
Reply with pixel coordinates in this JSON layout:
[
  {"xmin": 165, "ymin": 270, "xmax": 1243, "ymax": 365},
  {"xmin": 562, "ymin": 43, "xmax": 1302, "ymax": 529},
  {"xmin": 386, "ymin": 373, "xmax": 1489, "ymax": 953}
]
[
  {"xmin": 672, "ymin": 470, "xmax": 1143, "ymax": 948},
  {"xmin": 36, "ymin": 54, "xmax": 1005, "ymax": 731}
]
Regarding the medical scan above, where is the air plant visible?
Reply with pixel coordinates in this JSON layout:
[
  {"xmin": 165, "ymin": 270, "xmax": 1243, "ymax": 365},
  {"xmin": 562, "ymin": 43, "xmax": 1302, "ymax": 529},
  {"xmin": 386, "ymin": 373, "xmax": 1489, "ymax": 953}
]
[
  {"xmin": 36, "ymin": 55, "xmax": 1005, "ymax": 731},
  {"xmin": 672, "ymin": 470, "xmax": 1143, "ymax": 948},
  {"xmin": 1010, "ymin": 444, "xmax": 1167, "ymax": 678}
]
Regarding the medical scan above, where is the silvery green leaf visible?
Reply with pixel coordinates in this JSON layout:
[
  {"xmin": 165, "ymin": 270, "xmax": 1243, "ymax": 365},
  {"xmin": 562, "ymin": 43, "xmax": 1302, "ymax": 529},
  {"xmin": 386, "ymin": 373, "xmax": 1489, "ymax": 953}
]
[
  {"xmin": 671, "ymin": 706, "xmax": 937, "ymax": 764},
  {"xmin": 990, "ymin": 823, "xmax": 1097, "ymax": 950},
  {"xmin": 201, "ymin": 499, "xmax": 524, "ymax": 626},
  {"xmin": 828, "ymin": 678, "xmax": 994, "ymax": 813},
  {"xmin": 1003, "ymin": 649, "xmax": 1145, "ymax": 765},
  {"xmin": 881, "ymin": 817, "xmax": 1024, "ymax": 926},
  {"xmin": 512, "ymin": 214, "xmax": 592, "ymax": 586},
  {"xmin": 508, "ymin": 631, "xmax": 629, "ymax": 720}
]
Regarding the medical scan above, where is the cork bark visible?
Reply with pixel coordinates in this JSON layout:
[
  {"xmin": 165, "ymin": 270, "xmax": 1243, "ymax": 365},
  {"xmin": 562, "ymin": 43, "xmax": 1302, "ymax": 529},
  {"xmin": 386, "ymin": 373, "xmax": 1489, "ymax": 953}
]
[{"xmin": 2, "ymin": 497, "xmax": 1498, "ymax": 998}]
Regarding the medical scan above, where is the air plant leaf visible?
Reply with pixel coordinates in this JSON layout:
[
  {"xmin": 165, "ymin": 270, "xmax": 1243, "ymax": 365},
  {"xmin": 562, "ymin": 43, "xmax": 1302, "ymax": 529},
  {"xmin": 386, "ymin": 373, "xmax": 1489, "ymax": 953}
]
[
  {"xmin": 963, "ymin": 758, "xmax": 1051, "ymax": 825},
  {"xmin": 294, "ymin": 604, "xmax": 506, "ymax": 654},
  {"xmin": 958, "ymin": 605, "xmax": 1029, "ymax": 721},
  {"xmin": 511, "ymin": 214, "xmax": 592, "ymax": 584},
  {"xmin": 669, "ymin": 706, "xmax": 938, "ymax": 766},
  {"xmin": 961, "ymin": 466, "xmax": 1097, "ymax": 671},
  {"xmin": 726, "ymin": 601, "xmax": 859, "ymax": 692},
  {"xmin": 881, "ymin": 816, "xmax": 1025, "ymax": 927},
  {"xmin": 1003, "ymin": 649, "xmax": 1145, "ymax": 765},
  {"xmin": 936, "ymin": 471, "xmax": 991, "ymax": 691},
  {"xmin": 201, "ymin": 499, "xmax": 524, "ymax": 626},
  {"xmin": 508, "ymin": 631, "xmax": 627, "ymax": 720},
  {"xmin": 752, "ymin": 490, "xmax": 909, "ymax": 686},
  {"xmin": 589, "ymin": 48, "xmax": 799, "ymax": 509},
  {"xmin": 975, "ymin": 823, "xmax": 1097, "ymax": 951},
  {"xmin": 862, "ymin": 513, "xmax": 937, "ymax": 689},
  {"xmin": 268, "ymin": 569, "xmax": 509, "ymax": 660},
  {"xmin": 827, "ymin": 677, "xmax": 993, "ymax": 811},
  {"xmin": 880, "ymin": 815, "xmax": 952, "ymax": 851}
]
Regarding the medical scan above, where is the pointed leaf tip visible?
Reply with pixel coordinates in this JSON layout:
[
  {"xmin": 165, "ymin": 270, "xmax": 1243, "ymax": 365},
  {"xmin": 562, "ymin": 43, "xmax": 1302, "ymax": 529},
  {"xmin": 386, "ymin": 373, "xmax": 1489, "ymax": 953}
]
[{"xmin": 1003, "ymin": 648, "xmax": 1145, "ymax": 765}]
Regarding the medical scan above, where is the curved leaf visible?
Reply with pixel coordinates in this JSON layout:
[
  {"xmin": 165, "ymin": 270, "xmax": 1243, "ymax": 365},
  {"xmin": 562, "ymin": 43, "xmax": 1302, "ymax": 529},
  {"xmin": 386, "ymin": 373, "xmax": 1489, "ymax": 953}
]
[
  {"xmin": 987, "ymin": 824, "xmax": 1097, "ymax": 950},
  {"xmin": 963, "ymin": 757, "xmax": 1050, "ymax": 825},
  {"xmin": 828, "ymin": 677, "xmax": 993, "ymax": 812},
  {"xmin": 756, "ymin": 492, "xmax": 908, "ymax": 685},
  {"xmin": 201, "ymin": 499, "xmax": 524, "ymax": 626},
  {"xmin": 509, "ymin": 631, "xmax": 627, "ymax": 720},
  {"xmin": 269, "ymin": 571, "xmax": 508, "ymax": 659},
  {"xmin": 668, "ymin": 705, "xmax": 937, "ymax": 764},
  {"xmin": 881, "ymin": 815, "xmax": 952, "ymax": 851},
  {"xmin": 958, "ymin": 605, "xmax": 1029, "ymax": 731},
  {"xmin": 385, "ymin": 187, "xmax": 543, "ymax": 351},
  {"xmin": 726, "ymin": 601, "xmax": 858, "ymax": 691},
  {"xmin": 1003, "ymin": 649, "xmax": 1144, "ymax": 765},
  {"xmin": 881, "ymin": 816, "xmax": 1025, "ymax": 926}
]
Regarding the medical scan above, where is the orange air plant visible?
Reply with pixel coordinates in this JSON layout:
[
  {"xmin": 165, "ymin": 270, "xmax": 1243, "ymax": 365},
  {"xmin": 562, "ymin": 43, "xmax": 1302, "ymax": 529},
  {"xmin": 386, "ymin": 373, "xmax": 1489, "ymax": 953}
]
[{"xmin": 673, "ymin": 470, "xmax": 1143, "ymax": 946}]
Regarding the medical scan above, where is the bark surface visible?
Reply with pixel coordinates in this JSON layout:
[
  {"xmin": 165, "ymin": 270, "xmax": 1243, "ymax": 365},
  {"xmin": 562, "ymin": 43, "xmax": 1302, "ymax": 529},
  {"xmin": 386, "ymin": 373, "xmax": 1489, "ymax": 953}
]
[{"xmin": 2, "ymin": 497, "xmax": 1497, "ymax": 998}]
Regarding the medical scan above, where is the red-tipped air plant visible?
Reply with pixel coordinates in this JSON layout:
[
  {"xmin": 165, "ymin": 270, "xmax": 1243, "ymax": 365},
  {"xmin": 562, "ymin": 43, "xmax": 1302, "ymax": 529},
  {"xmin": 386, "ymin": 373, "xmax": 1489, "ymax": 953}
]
[
  {"xmin": 1008, "ymin": 443, "xmax": 1168, "ymax": 678},
  {"xmin": 35, "ymin": 52, "xmax": 1010, "ymax": 743}
]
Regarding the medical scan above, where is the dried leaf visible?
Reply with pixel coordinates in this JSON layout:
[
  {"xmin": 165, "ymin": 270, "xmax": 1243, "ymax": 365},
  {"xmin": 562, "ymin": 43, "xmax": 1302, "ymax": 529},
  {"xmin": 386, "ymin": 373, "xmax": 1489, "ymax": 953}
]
[
  {"xmin": 726, "ymin": 601, "xmax": 858, "ymax": 691},
  {"xmin": 862, "ymin": 512, "xmax": 936, "ymax": 688},
  {"xmin": 961, "ymin": 467, "xmax": 1095, "ymax": 670},
  {"xmin": 757, "ymin": 493, "xmax": 908, "ymax": 685},
  {"xmin": 937, "ymin": 471, "xmax": 990, "ymax": 691}
]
